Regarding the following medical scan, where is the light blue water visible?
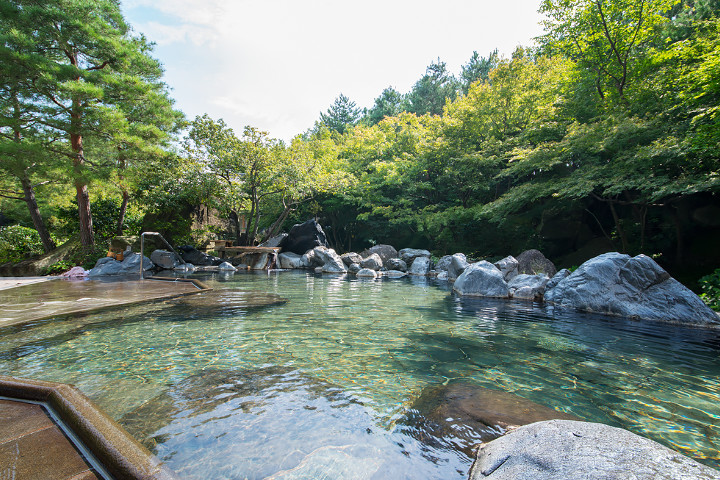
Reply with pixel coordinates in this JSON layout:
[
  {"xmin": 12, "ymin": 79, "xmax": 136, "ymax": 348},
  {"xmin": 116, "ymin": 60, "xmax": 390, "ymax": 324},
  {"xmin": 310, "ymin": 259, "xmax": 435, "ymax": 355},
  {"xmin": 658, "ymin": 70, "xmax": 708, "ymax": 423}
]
[{"xmin": 1, "ymin": 271, "xmax": 719, "ymax": 479}]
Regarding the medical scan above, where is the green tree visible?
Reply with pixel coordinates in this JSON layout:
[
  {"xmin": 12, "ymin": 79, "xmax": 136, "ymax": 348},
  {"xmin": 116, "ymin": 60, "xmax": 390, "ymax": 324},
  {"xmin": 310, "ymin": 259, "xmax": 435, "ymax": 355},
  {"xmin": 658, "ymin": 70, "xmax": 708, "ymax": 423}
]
[
  {"xmin": 0, "ymin": 0, "xmax": 178, "ymax": 246},
  {"xmin": 406, "ymin": 59, "xmax": 459, "ymax": 115},
  {"xmin": 364, "ymin": 87, "xmax": 406, "ymax": 125},
  {"xmin": 460, "ymin": 49, "xmax": 500, "ymax": 93},
  {"xmin": 319, "ymin": 93, "xmax": 361, "ymax": 134},
  {"xmin": 539, "ymin": 0, "xmax": 678, "ymax": 102}
]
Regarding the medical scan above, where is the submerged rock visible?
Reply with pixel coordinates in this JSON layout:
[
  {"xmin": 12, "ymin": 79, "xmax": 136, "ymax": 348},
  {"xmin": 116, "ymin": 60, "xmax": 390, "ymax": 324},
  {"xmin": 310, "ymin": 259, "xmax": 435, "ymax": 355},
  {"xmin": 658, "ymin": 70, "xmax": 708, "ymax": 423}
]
[
  {"xmin": 545, "ymin": 252, "xmax": 719, "ymax": 326},
  {"xmin": 384, "ymin": 270, "xmax": 407, "ymax": 278},
  {"xmin": 401, "ymin": 383, "xmax": 579, "ymax": 457},
  {"xmin": 469, "ymin": 419, "xmax": 720, "ymax": 480},
  {"xmin": 453, "ymin": 261, "xmax": 509, "ymax": 298}
]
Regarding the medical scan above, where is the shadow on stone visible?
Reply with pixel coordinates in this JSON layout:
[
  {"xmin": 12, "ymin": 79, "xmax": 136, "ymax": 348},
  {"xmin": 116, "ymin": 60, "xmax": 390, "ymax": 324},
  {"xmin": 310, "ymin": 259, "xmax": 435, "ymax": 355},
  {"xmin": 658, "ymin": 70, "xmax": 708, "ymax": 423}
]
[{"xmin": 399, "ymin": 382, "xmax": 580, "ymax": 457}]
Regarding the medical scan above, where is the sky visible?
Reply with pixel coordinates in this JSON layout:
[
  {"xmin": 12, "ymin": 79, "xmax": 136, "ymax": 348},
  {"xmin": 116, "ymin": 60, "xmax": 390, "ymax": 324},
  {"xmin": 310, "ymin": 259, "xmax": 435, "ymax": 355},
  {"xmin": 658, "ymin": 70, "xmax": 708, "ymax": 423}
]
[{"xmin": 121, "ymin": 0, "xmax": 545, "ymax": 142}]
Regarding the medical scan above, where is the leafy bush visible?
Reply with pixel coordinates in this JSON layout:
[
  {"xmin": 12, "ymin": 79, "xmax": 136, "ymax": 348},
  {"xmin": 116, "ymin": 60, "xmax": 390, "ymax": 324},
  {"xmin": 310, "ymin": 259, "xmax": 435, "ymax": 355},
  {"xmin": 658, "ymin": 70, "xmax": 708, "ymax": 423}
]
[
  {"xmin": 57, "ymin": 197, "xmax": 143, "ymax": 242},
  {"xmin": 0, "ymin": 225, "xmax": 45, "ymax": 263},
  {"xmin": 699, "ymin": 269, "xmax": 720, "ymax": 312},
  {"xmin": 43, "ymin": 260, "xmax": 74, "ymax": 275}
]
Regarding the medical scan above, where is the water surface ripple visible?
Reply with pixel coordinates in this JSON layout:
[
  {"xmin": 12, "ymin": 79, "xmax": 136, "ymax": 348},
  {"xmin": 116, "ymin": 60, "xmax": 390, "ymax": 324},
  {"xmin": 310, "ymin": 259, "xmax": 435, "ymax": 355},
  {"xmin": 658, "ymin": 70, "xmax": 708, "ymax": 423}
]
[{"xmin": 1, "ymin": 271, "xmax": 719, "ymax": 478}]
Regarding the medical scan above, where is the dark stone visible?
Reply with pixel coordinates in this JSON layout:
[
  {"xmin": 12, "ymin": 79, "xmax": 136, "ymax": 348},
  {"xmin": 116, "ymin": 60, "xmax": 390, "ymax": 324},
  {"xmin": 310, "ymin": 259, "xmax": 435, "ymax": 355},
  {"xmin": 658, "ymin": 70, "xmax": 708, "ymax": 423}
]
[
  {"xmin": 278, "ymin": 219, "xmax": 328, "ymax": 255},
  {"xmin": 386, "ymin": 258, "xmax": 407, "ymax": 272},
  {"xmin": 177, "ymin": 245, "xmax": 223, "ymax": 266},
  {"xmin": 516, "ymin": 249, "xmax": 557, "ymax": 277},
  {"xmin": 341, "ymin": 252, "xmax": 363, "ymax": 266},
  {"xmin": 401, "ymin": 383, "xmax": 579, "ymax": 457}
]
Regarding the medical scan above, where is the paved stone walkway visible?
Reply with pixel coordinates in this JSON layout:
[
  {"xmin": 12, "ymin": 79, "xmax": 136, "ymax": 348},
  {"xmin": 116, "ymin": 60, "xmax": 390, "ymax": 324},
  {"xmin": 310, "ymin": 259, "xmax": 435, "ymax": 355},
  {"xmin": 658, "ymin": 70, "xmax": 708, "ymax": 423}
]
[
  {"xmin": 0, "ymin": 277, "xmax": 208, "ymax": 328},
  {"xmin": 0, "ymin": 399, "xmax": 100, "ymax": 480}
]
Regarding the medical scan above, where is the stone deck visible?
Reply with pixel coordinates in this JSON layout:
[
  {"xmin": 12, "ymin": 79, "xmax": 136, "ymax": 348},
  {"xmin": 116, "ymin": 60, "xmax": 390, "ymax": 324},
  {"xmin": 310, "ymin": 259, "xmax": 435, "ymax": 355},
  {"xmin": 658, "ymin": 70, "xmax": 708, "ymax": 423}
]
[{"xmin": 0, "ymin": 276, "xmax": 210, "ymax": 328}]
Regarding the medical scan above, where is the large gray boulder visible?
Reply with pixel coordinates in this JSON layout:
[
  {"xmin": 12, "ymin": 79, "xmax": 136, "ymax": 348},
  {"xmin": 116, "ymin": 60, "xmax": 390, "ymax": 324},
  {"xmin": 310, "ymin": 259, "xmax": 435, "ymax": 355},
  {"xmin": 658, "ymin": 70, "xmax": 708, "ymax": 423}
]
[
  {"xmin": 278, "ymin": 252, "xmax": 304, "ymax": 269},
  {"xmin": 150, "ymin": 249, "xmax": 181, "ymax": 269},
  {"xmin": 278, "ymin": 219, "xmax": 328, "ymax": 255},
  {"xmin": 340, "ymin": 252, "xmax": 363, "ymax": 266},
  {"xmin": 408, "ymin": 256, "xmax": 431, "ymax": 276},
  {"xmin": 435, "ymin": 254, "xmax": 464, "ymax": 272},
  {"xmin": 360, "ymin": 253, "xmax": 383, "ymax": 271},
  {"xmin": 448, "ymin": 254, "xmax": 469, "ymax": 281},
  {"xmin": 453, "ymin": 261, "xmax": 509, "ymax": 298},
  {"xmin": 469, "ymin": 419, "xmax": 720, "ymax": 480},
  {"xmin": 347, "ymin": 263, "xmax": 361, "ymax": 274},
  {"xmin": 516, "ymin": 249, "xmax": 557, "ymax": 277},
  {"xmin": 494, "ymin": 255, "xmax": 519, "ymax": 282},
  {"xmin": 545, "ymin": 252, "xmax": 719, "ymax": 326},
  {"xmin": 545, "ymin": 268, "xmax": 571, "ymax": 292},
  {"xmin": 88, "ymin": 252, "xmax": 154, "ymax": 277},
  {"xmin": 362, "ymin": 244, "xmax": 398, "ymax": 264},
  {"xmin": 399, "ymin": 248, "xmax": 432, "ymax": 265},
  {"xmin": 508, "ymin": 274, "xmax": 549, "ymax": 300},
  {"xmin": 313, "ymin": 246, "xmax": 347, "ymax": 273},
  {"xmin": 386, "ymin": 258, "xmax": 407, "ymax": 272}
]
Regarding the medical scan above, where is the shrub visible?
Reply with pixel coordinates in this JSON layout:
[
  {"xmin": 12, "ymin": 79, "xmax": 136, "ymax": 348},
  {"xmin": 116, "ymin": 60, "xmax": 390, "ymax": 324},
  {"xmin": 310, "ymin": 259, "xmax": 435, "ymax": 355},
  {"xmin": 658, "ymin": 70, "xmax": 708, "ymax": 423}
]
[
  {"xmin": 699, "ymin": 269, "xmax": 720, "ymax": 312},
  {"xmin": 0, "ymin": 225, "xmax": 45, "ymax": 263}
]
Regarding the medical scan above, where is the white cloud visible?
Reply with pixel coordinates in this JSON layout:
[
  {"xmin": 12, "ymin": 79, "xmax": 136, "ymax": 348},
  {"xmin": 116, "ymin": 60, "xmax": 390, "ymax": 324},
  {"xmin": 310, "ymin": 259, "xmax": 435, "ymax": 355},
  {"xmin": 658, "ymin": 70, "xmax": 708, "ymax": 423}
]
[{"xmin": 122, "ymin": 0, "xmax": 545, "ymax": 141}]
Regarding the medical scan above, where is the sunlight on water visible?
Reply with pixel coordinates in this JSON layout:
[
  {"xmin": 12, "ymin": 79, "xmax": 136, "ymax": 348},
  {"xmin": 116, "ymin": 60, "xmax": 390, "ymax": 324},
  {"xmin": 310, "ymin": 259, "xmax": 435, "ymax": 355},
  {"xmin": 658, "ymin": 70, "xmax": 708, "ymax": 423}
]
[{"xmin": 1, "ymin": 270, "xmax": 719, "ymax": 478}]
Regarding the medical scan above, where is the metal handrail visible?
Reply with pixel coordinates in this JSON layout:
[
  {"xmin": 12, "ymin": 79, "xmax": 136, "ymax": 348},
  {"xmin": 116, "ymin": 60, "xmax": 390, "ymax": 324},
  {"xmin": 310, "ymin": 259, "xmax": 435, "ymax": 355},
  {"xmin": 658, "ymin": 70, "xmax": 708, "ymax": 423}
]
[{"xmin": 139, "ymin": 232, "xmax": 187, "ymax": 279}]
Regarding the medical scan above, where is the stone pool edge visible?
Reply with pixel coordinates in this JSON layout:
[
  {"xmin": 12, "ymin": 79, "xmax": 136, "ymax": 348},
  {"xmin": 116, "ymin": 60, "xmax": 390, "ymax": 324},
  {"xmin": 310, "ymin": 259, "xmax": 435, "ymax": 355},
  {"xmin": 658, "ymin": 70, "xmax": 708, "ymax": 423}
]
[{"xmin": 0, "ymin": 375, "xmax": 178, "ymax": 480}]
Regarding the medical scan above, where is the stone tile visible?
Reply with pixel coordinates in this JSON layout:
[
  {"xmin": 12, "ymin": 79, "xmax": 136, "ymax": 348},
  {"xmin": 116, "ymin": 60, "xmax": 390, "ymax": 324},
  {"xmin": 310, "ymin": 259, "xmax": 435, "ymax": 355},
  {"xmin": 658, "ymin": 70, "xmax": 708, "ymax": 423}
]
[
  {"xmin": 0, "ymin": 425, "xmax": 94, "ymax": 480},
  {"xmin": 68, "ymin": 470, "xmax": 101, "ymax": 480},
  {"xmin": 0, "ymin": 399, "xmax": 54, "ymax": 443}
]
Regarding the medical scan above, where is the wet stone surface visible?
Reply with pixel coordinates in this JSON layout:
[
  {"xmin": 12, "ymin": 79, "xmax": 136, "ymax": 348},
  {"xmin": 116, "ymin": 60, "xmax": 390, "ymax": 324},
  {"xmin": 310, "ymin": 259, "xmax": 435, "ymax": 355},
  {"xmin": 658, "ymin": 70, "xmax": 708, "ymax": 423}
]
[{"xmin": 399, "ymin": 383, "xmax": 580, "ymax": 457}]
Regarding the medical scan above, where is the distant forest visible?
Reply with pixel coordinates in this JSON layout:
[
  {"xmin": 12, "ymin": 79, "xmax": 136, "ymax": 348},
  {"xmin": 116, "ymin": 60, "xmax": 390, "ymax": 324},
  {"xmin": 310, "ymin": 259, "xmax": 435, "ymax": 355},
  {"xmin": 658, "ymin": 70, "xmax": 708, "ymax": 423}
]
[{"xmin": 1, "ymin": 0, "xmax": 719, "ymax": 285}]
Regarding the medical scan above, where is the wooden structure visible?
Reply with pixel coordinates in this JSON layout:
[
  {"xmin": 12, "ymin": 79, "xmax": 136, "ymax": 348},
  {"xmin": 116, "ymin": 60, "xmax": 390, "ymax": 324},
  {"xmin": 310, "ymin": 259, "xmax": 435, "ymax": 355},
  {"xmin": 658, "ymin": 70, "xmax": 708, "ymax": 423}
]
[{"xmin": 216, "ymin": 246, "xmax": 281, "ymax": 261}]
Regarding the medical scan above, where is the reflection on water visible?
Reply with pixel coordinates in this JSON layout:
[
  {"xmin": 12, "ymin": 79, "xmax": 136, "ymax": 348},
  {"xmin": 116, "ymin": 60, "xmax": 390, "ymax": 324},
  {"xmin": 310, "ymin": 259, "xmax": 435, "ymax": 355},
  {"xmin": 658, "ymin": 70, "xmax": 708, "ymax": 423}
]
[{"xmin": 1, "ymin": 270, "xmax": 719, "ymax": 478}]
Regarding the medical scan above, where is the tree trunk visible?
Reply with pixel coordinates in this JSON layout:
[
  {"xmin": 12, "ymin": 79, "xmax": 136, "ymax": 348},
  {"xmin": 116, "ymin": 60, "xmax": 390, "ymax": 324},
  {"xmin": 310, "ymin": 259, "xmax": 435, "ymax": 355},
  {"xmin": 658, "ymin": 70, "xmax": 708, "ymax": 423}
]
[
  {"xmin": 20, "ymin": 175, "xmax": 55, "ymax": 253},
  {"xmin": 116, "ymin": 188, "xmax": 129, "ymax": 235},
  {"xmin": 71, "ymin": 131, "xmax": 94, "ymax": 246},
  {"xmin": 608, "ymin": 199, "xmax": 628, "ymax": 253},
  {"xmin": 71, "ymin": 94, "xmax": 94, "ymax": 246}
]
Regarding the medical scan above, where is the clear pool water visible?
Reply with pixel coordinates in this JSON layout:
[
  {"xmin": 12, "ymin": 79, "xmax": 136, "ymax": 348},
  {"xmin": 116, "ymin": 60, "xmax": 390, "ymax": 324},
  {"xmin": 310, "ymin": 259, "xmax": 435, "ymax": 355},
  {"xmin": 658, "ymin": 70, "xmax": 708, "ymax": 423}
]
[{"xmin": 1, "ymin": 271, "xmax": 719, "ymax": 479}]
